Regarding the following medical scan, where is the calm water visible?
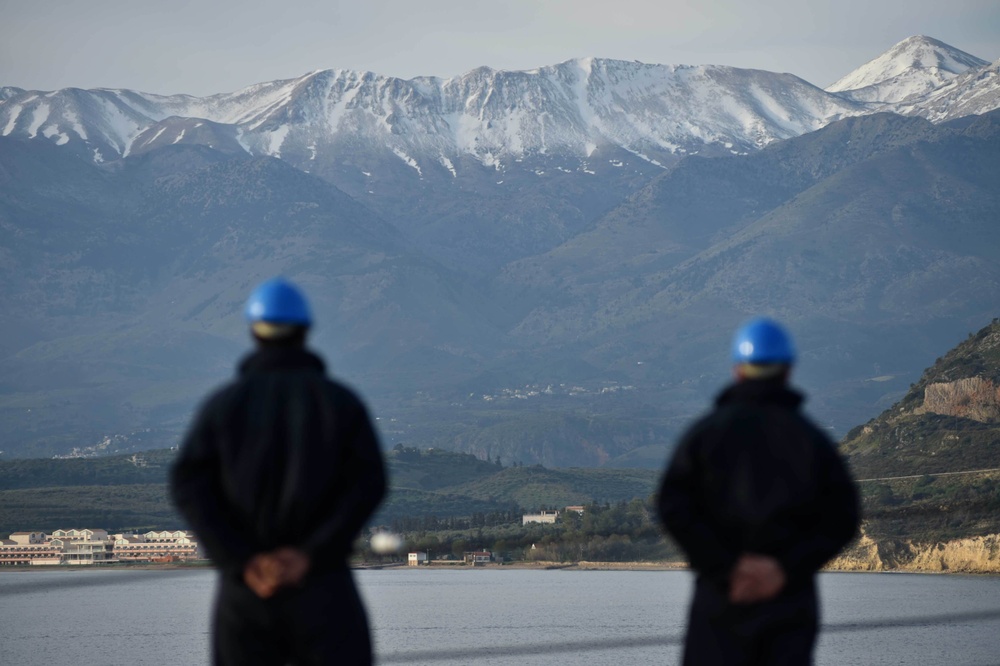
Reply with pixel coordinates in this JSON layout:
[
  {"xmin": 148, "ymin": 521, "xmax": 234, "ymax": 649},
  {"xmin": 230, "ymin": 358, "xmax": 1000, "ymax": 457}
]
[{"xmin": 1, "ymin": 568, "xmax": 998, "ymax": 665}]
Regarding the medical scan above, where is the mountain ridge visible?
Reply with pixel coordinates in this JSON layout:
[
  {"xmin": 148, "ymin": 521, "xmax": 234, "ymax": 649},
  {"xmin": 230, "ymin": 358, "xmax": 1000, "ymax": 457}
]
[
  {"xmin": 1, "ymin": 58, "xmax": 863, "ymax": 168},
  {"xmin": 4, "ymin": 35, "xmax": 994, "ymax": 178}
]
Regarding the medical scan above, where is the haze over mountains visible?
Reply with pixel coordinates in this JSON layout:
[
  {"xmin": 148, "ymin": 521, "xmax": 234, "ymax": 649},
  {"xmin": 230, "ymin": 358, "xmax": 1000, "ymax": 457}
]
[{"xmin": 1, "ymin": 36, "xmax": 999, "ymax": 465}]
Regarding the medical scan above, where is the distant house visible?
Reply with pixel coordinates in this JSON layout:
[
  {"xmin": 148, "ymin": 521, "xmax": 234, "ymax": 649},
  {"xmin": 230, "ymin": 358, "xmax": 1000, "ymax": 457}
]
[
  {"xmin": 408, "ymin": 552, "xmax": 428, "ymax": 566},
  {"xmin": 464, "ymin": 551, "xmax": 492, "ymax": 565},
  {"xmin": 522, "ymin": 510, "xmax": 559, "ymax": 525},
  {"xmin": 564, "ymin": 506, "xmax": 586, "ymax": 515}
]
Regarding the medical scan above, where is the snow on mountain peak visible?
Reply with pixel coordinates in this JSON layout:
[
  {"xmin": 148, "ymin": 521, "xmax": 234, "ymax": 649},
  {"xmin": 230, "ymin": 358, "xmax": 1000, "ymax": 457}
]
[
  {"xmin": 2, "ymin": 39, "xmax": 997, "ymax": 175},
  {"xmin": 897, "ymin": 57, "xmax": 1000, "ymax": 123},
  {"xmin": 1, "ymin": 57, "xmax": 865, "ymax": 171},
  {"xmin": 826, "ymin": 35, "xmax": 989, "ymax": 103}
]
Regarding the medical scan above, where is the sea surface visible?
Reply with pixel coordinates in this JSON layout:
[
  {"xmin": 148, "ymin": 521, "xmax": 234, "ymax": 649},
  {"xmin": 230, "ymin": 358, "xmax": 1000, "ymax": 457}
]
[{"xmin": 1, "ymin": 567, "xmax": 999, "ymax": 665}]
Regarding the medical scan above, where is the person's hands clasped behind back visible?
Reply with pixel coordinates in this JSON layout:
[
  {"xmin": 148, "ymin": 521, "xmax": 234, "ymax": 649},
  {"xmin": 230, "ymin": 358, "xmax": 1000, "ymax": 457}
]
[
  {"xmin": 729, "ymin": 553, "xmax": 787, "ymax": 604},
  {"xmin": 244, "ymin": 548, "xmax": 312, "ymax": 598}
]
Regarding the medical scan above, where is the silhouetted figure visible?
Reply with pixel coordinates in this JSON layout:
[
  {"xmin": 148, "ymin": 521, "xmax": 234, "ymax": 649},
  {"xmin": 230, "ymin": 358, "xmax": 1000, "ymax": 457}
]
[
  {"xmin": 171, "ymin": 278, "xmax": 386, "ymax": 666},
  {"xmin": 658, "ymin": 318, "xmax": 859, "ymax": 666}
]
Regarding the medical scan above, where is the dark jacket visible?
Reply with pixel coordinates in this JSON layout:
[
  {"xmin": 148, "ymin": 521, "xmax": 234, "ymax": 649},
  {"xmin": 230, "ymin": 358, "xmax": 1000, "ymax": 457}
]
[
  {"xmin": 658, "ymin": 378, "xmax": 859, "ymax": 590},
  {"xmin": 171, "ymin": 346, "xmax": 386, "ymax": 576}
]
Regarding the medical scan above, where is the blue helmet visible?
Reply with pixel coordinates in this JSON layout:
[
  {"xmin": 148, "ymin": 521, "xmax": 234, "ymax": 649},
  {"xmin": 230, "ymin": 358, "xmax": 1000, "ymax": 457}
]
[
  {"xmin": 731, "ymin": 317, "xmax": 796, "ymax": 365},
  {"xmin": 245, "ymin": 278, "xmax": 312, "ymax": 326}
]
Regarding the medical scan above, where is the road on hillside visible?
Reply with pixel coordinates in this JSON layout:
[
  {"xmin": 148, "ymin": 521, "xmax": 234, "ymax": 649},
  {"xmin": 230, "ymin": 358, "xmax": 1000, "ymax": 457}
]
[{"xmin": 856, "ymin": 468, "xmax": 1000, "ymax": 482}]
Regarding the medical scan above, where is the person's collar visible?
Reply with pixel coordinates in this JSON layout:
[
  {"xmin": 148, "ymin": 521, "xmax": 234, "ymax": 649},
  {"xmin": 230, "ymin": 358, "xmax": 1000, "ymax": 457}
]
[
  {"xmin": 716, "ymin": 377, "xmax": 803, "ymax": 408},
  {"xmin": 238, "ymin": 346, "xmax": 325, "ymax": 376}
]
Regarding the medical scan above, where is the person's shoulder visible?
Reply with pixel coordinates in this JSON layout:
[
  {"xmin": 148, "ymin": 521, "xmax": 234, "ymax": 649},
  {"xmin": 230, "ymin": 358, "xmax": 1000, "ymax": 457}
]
[
  {"xmin": 688, "ymin": 408, "xmax": 721, "ymax": 431},
  {"xmin": 194, "ymin": 378, "xmax": 245, "ymax": 413},
  {"xmin": 194, "ymin": 374, "xmax": 239, "ymax": 404},
  {"xmin": 787, "ymin": 394, "xmax": 829, "ymax": 435},
  {"xmin": 320, "ymin": 375, "xmax": 370, "ymax": 410},
  {"xmin": 792, "ymin": 409, "xmax": 839, "ymax": 450},
  {"xmin": 181, "ymin": 379, "xmax": 243, "ymax": 434},
  {"xmin": 677, "ymin": 406, "xmax": 724, "ymax": 445}
]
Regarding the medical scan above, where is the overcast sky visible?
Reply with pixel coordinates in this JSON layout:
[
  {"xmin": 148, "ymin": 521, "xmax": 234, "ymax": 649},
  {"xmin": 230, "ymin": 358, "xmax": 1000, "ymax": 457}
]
[{"xmin": 2, "ymin": 0, "xmax": 998, "ymax": 97}]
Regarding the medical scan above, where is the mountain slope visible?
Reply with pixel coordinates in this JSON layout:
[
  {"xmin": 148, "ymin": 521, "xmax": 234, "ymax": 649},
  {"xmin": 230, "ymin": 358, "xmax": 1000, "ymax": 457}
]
[
  {"xmin": 496, "ymin": 110, "xmax": 1000, "ymax": 433},
  {"xmin": 7, "ymin": 110, "xmax": 998, "ymax": 458},
  {"xmin": 0, "ymin": 139, "xmax": 508, "ymax": 456},
  {"xmin": 498, "ymin": 112, "xmax": 943, "ymax": 293},
  {"xmin": 899, "ymin": 58, "xmax": 1000, "ymax": 123}
]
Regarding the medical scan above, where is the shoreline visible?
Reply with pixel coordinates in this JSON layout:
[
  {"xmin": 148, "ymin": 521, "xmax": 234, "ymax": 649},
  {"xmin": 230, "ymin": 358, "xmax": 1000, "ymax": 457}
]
[
  {"xmin": 412, "ymin": 560, "xmax": 690, "ymax": 571},
  {"xmin": 2, "ymin": 560, "xmax": 998, "ymax": 575},
  {"xmin": 363, "ymin": 561, "xmax": 999, "ymax": 574}
]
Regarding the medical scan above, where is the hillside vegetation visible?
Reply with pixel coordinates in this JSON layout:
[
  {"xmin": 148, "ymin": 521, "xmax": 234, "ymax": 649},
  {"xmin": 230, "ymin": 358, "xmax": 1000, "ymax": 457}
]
[
  {"xmin": 843, "ymin": 319, "xmax": 1000, "ymax": 478},
  {"xmin": 3, "ymin": 109, "xmax": 1000, "ymax": 464},
  {"xmin": 0, "ymin": 446, "xmax": 658, "ymax": 536},
  {"xmin": 840, "ymin": 319, "xmax": 1000, "ymax": 567}
]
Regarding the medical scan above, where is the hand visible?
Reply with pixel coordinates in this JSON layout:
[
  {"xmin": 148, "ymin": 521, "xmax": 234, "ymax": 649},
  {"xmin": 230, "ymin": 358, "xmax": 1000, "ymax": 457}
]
[
  {"xmin": 271, "ymin": 547, "xmax": 310, "ymax": 586},
  {"xmin": 729, "ymin": 553, "xmax": 786, "ymax": 604},
  {"xmin": 243, "ymin": 548, "xmax": 311, "ymax": 599},
  {"xmin": 244, "ymin": 553, "xmax": 281, "ymax": 599}
]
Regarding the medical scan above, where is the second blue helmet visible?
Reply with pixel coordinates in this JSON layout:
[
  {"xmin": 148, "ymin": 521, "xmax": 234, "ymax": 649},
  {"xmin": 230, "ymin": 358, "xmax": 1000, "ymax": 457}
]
[
  {"xmin": 731, "ymin": 317, "xmax": 796, "ymax": 365},
  {"xmin": 245, "ymin": 278, "xmax": 313, "ymax": 326}
]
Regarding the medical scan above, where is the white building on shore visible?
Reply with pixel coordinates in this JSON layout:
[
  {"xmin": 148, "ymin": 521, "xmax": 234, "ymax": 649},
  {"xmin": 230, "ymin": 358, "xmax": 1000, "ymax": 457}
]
[
  {"xmin": 51, "ymin": 529, "xmax": 114, "ymax": 565},
  {"xmin": 0, "ymin": 528, "xmax": 201, "ymax": 565},
  {"xmin": 114, "ymin": 530, "xmax": 199, "ymax": 562}
]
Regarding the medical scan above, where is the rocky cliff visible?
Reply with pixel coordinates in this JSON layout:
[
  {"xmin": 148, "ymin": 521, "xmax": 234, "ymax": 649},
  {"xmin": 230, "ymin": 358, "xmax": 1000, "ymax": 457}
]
[
  {"xmin": 830, "ymin": 532, "xmax": 1000, "ymax": 573},
  {"xmin": 918, "ymin": 376, "xmax": 1000, "ymax": 422}
]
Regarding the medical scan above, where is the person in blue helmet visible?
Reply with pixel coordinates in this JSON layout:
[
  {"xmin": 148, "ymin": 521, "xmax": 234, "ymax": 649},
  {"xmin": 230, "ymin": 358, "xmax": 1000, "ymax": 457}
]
[
  {"xmin": 171, "ymin": 277, "xmax": 386, "ymax": 666},
  {"xmin": 658, "ymin": 317, "xmax": 859, "ymax": 666}
]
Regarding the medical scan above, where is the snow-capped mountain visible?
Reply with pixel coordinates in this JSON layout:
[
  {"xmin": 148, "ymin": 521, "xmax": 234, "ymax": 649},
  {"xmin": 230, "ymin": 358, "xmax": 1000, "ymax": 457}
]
[
  {"xmin": 826, "ymin": 35, "xmax": 988, "ymax": 104},
  {"xmin": 899, "ymin": 57, "xmax": 1000, "ymax": 122},
  {"xmin": 0, "ymin": 36, "xmax": 995, "ymax": 180},
  {"xmin": 2, "ymin": 59, "xmax": 865, "ymax": 174}
]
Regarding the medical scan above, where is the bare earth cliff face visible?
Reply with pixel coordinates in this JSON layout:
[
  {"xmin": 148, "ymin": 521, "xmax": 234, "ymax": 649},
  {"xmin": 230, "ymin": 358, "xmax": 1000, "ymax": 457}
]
[
  {"xmin": 918, "ymin": 377, "xmax": 1000, "ymax": 423},
  {"xmin": 830, "ymin": 533, "xmax": 1000, "ymax": 573}
]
